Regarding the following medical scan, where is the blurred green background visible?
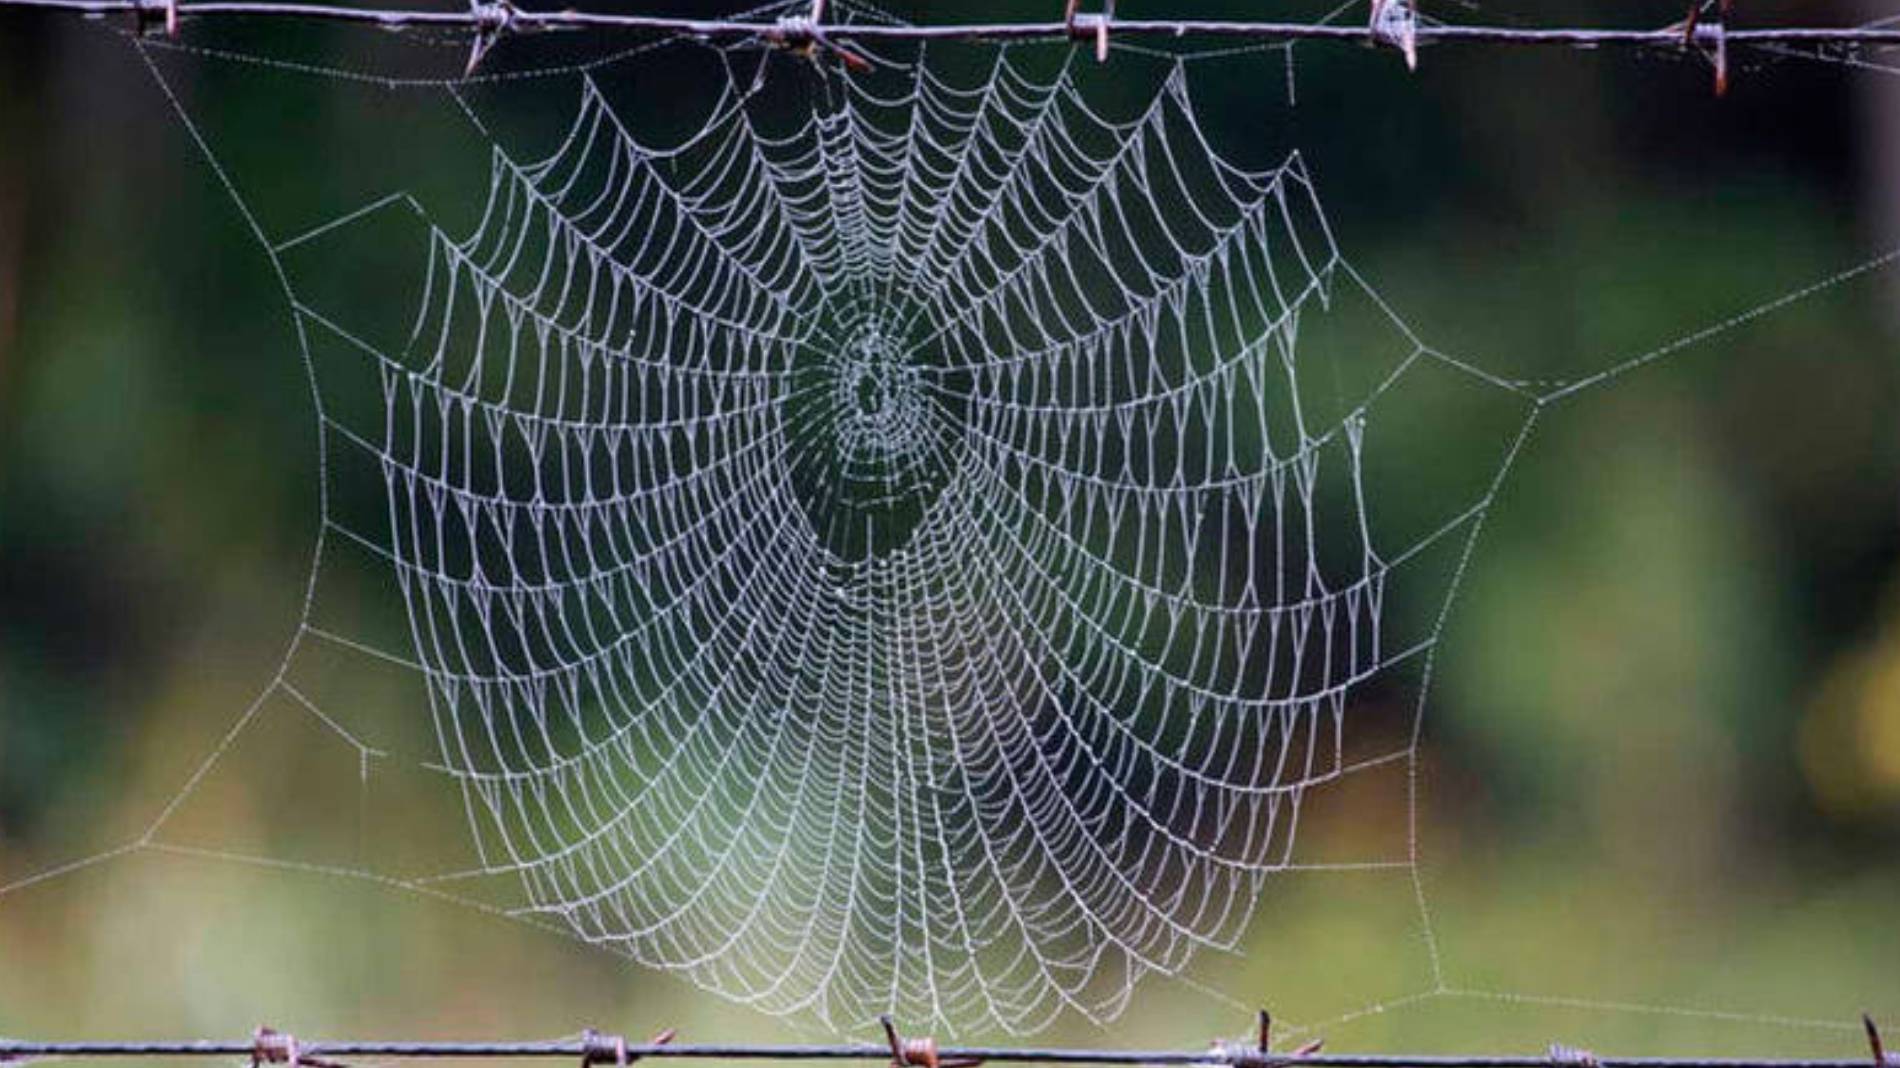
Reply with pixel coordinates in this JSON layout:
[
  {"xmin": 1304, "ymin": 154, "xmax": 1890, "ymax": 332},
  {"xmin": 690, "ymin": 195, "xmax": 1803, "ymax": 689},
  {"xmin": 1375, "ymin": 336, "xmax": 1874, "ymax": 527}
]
[{"xmin": 1, "ymin": 0, "xmax": 1898, "ymax": 1059}]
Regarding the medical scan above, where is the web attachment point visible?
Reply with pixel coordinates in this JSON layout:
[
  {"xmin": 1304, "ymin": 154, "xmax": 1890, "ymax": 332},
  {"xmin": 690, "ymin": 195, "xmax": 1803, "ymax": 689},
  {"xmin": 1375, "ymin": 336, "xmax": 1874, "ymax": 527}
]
[
  {"xmin": 130, "ymin": 0, "xmax": 179, "ymax": 38},
  {"xmin": 769, "ymin": 0, "xmax": 872, "ymax": 73},
  {"xmin": 1369, "ymin": 0, "xmax": 1418, "ymax": 71},
  {"xmin": 1215, "ymin": 1010, "xmax": 1323, "ymax": 1068},
  {"xmin": 1063, "ymin": 0, "xmax": 1115, "ymax": 63},
  {"xmin": 463, "ymin": 0, "xmax": 517, "ymax": 77},
  {"xmin": 1673, "ymin": 0, "xmax": 1731, "ymax": 95}
]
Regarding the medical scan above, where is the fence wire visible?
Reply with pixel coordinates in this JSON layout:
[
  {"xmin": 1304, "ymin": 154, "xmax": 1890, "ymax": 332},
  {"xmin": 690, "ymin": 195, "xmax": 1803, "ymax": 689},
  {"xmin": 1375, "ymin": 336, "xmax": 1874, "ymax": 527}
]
[
  {"xmin": 2, "ymin": 1015, "xmax": 1896, "ymax": 1068},
  {"xmin": 0, "ymin": 0, "xmax": 1898, "ymax": 55}
]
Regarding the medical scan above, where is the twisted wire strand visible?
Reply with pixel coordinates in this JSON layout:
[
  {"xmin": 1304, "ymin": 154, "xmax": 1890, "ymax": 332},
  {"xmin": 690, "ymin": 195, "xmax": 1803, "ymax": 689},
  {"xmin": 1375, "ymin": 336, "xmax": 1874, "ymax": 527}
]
[
  {"xmin": 0, "ymin": 1040, "xmax": 1887, "ymax": 1067},
  {"xmin": 0, "ymin": 0, "xmax": 1897, "ymax": 50}
]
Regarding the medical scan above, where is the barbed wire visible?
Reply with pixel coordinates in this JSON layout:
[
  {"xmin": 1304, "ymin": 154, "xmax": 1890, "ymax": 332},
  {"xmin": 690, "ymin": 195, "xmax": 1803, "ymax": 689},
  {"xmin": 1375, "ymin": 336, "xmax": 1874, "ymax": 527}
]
[
  {"xmin": 1, "ymin": 0, "xmax": 1898, "ymax": 54},
  {"xmin": 2, "ymin": 1015, "xmax": 1897, "ymax": 1068},
  {"xmin": 6, "ymin": 0, "xmax": 1896, "ymax": 87}
]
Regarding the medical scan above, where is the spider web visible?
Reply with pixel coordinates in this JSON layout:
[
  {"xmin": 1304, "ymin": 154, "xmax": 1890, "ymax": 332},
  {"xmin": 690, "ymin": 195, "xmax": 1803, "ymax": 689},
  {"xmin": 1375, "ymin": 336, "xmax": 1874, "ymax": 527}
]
[
  {"xmin": 3, "ymin": 0, "xmax": 1899, "ymax": 1043},
  {"xmin": 315, "ymin": 47, "xmax": 1457, "ymax": 1031}
]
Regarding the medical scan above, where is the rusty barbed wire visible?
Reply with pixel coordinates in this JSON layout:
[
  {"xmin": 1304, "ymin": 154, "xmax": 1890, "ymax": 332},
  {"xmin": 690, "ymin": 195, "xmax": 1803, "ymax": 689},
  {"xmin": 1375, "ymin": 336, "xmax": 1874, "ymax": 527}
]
[
  {"xmin": 0, "ymin": 0, "xmax": 1896, "ymax": 52},
  {"xmin": 1, "ymin": 0, "xmax": 1894, "ymax": 88},
  {"xmin": 0, "ymin": 1014, "xmax": 1895, "ymax": 1068},
  {"xmin": 0, "ymin": 1040, "xmax": 1890, "ymax": 1067}
]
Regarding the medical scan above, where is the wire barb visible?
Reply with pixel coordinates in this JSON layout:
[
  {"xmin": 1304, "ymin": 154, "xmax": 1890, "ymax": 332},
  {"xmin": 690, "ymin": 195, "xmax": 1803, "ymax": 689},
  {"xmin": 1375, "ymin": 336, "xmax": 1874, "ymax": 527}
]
[
  {"xmin": 251, "ymin": 1027, "xmax": 347, "ymax": 1068},
  {"xmin": 1549, "ymin": 1045, "xmax": 1600, "ymax": 1068},
  {"xmin": 1868, "ymin": 1016, "xmax": 1898, "ymax": 1068},
  {"xmin": 252, "ymin": 1028, "xmax": 301, "ymax": 1068},
  {"xmin": 879, "ymin": 1016, "xmax": 981, "ymax": 1068},
  {"xmin": 1369, "ymin": 0, "xmax": 1419, "ymax": 70},
  {"xmin": 1212, "ymin": 1010, "xmax": 1323, "ymax": 1068},
  {"xmin": 127, "ymin": 0, "xmax": 177, "ymax": 37},
  {"xmin": 579, "ymin": 1028, "xmax": 676, "ymax": 1068},
  {"xmin": 1062, "ymin": 0, "xmax": 1115, "ymax": 62},
  {"xmin": 579, "ymin": 1032, "xmax": 626, "ymax": 1068},
  {"xmin": 767, "ymin": 0, "xmax": 872, "ymax": 73},
  {"xmin": 462, "ymin": 0, "xmax": 516, "ymax": 77},
  {"xmin": 1672, "ymin": 0, "xmax": 1731, "ymax": 95}
]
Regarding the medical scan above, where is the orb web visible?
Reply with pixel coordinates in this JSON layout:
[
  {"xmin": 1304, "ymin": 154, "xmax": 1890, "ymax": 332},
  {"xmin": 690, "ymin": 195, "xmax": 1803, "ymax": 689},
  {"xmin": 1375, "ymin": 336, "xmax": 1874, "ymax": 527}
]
[
  {"xmin": 337, "ymin": 51, "xmax": 1419, "ymax": 1031},
  {"xmin": 68, "ymin": 13, "xmax": 1585, "ymax": 1031}
]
